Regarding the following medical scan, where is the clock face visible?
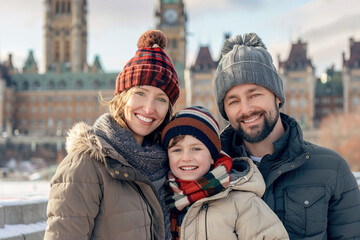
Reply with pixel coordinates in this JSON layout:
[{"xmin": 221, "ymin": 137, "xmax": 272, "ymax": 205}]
[{"xmin": 163, "ymin": 8, "xmax": 178, "ymax": 24}]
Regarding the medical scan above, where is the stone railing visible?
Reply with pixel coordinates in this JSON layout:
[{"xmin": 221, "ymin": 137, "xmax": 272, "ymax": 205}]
[{"xmin": 0, "ymin": 197, "xmax": 47, "ymax": 240}]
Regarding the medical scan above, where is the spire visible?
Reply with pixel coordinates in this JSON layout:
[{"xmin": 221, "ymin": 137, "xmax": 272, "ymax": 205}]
[
  {"xmin": 23, "ymin": 50, "xmax": 38, "ymax": 73},
  {"xmin": 91, "ymin": 55, "xmax": 104, "ymax": 74}
]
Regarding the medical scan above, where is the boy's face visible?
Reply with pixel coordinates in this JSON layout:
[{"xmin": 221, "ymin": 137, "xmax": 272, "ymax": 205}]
[{"xmin": 168, "ymin": 135, "xmax": 214, "ymax": 181}]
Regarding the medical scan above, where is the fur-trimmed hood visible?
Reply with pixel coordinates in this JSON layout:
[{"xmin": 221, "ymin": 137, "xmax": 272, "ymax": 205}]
[{"xmin": 65, "ymin": 122, "xmax": 106, "ymax": 162}]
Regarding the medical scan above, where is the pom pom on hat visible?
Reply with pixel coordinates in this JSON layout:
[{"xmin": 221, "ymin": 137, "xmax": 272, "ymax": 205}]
[
  {"xmin": 115, "ymin": 30, "xmax": 180, "ymax": 105},
  {"xmin": 137, "ymin": 30, "xmax": 167, "ymax": 49},
  {"xmin": 161, "ymin": 106, "xmax": 221, "ymax": 161},
  {"xmin": 214, "ymin": 32, "xmax": 285, "ymax": 120}
]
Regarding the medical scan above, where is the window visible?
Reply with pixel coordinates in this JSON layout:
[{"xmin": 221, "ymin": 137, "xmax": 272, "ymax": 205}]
[
  {"xmin": 321, "ymin": 98, "xmax": 330, "ymax": 104},
  {"xmin": 172, "ymin": 39, "xmax": 177, "ymax": 49},
  {"xmin": 57, "ymin": 119, "xmax": 62, "ymax": 127},
  {"xmin": 55, "ymin": 41, "xmax": 60, "ymax": 61},
  {"xmin": 48, "ymin": 81, "xmax": 55, "ymax": 89},
  {"xmin": 93, "ymin": 80, "xmax": 100, "ymax": 89},
  {"xmin": 352, "ymin": 97, "xmax": 359, "ymax": 106},
  {"xmin": 290, "ymin": 98, "xmax": 297, "ymax": 107},
  {"xmin": 300, "ymin": 98, "xmax": 307, "ymax": 108},
  {"xmin": 67, "ymin": 1, "xmax": 71, "ymax": 13},
  {"xmin": 59, "ymin": 80, "xmax": 66, "ymax": 89},
  {"xmin": 65, "ymin": 41, "xmax": 70, "ymax": 61},
  {"xmin": 22, "ymin": 81, "xmax": 29, "ymax": 90},
  {"xmin": 61, "ymin": 1, "xmax": 66, "ymax": 13},
  {"xmin": 75, "ymin": 80, "xmax": 83, "ymax": 89},
  {"xmin": 66, "ymin": 118, "xmax": 72, "ymax": 126},
  {"xmin": 32, "ymin": 81, "xmax": 40, "ymax": 90},
  {"xmin": 291, "ymin": 77, "xmax": 305, "ymax": 83},
  {"xmin": 48, "ymin": 118, "xmax": 54, "ymax": 127},
  {"xmin": 56, "ymin": 1, "xmax": 60, "ymax": 14}
]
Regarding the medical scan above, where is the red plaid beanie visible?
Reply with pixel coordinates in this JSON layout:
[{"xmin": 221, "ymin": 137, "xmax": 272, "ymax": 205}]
[{"xmin": 114, "ymin": 30, "xmax": 180, "ymax": 105}]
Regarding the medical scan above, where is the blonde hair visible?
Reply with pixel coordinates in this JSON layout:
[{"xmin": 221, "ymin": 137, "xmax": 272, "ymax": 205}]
[{"xmin": 99, "ymin": 89, "xmax": 173, "ymax": 144}]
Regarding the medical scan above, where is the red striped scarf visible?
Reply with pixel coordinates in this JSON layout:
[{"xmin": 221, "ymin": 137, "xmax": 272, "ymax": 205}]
[{"xmin": 165, "ymin": 153, "xmax": 232, "ymax": 239}]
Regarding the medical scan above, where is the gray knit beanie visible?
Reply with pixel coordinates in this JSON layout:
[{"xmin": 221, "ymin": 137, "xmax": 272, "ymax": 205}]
[{"xmin": 214, "ymin": 33, "xmax": 285, "ymax": 120}]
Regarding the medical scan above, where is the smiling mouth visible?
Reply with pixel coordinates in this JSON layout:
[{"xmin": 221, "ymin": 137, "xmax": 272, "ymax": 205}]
[
  {"xmin": 136, "ymin": 114, "xmax": 153, "ymax": 123},
  {"xmin": 243, "ymin": 115, "xmax": 260, "ymax": 123},
  {"xmin": 180, "ymin": 166, "xmax": 198, "ymax": 171}
]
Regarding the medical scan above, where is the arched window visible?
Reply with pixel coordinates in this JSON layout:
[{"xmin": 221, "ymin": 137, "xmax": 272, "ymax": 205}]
[
  {"xmin": 59, "ymin": 80, "xmax": 66, "ymax": 89},
  {"xmin": 75, "ymin": 80, "xmax": 83, "ymax": 89},
  {"xmin": 93, "ymin": 80, "xmax": 100, "ymax": 89},
  {"xmin": 32, "ymin": 81, "xmax": 40, "ymax": 90},
  {"xmin": 48, "ymin": 81, "xmax": 55, "ymax": 89},
  {"xmin": 22, "ymin": 81, "xmax": 29, "ymax": 90}
]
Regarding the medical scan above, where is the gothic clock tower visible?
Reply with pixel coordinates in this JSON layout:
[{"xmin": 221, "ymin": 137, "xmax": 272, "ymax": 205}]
[
  {"xmin": 44, "ymin": 0, "xmax": 87, "ymax": 73},
  {"xmin": 156, "ymin": 0, "xmax": 187, "ymax": 109}
]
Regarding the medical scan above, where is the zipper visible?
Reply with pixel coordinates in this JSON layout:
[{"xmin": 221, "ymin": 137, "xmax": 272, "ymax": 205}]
[
  {"xmin": 202, "ymin": 203, "xmax": 209, "ymax": 239},
  {"xmin": 131, "ymin": 183, "xmax": 154, "ymax": 239}
]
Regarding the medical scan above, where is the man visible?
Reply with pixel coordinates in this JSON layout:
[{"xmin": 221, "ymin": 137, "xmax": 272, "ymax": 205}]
[{"xmin": 214, "ymin": 33, "xmax": 360, "ymax": 239}]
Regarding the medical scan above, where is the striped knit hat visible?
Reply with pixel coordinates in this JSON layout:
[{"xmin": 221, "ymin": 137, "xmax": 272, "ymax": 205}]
[
  {"xmin": 114, "ymin": 30, "xmax": 180, "ymax": 105},
  {"xmin": 161, "ymin": 106, "xmax": 221, "ymax": 161}
]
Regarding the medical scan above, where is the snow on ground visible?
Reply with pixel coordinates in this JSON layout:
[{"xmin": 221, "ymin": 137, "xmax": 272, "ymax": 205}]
[
  {"xmin": 0, "ymin": 222, "xmax": 47, "ymax": 238},
  {"xmin": 0, "ymin": 180, "xmax": 50, "ymax": 200}
]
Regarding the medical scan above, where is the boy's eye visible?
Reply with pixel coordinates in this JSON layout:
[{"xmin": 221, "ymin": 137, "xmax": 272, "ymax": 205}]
[
  {"xmin": 170, "ymin": 148, "xmax": 181, "ymax": 153},
  {"xmin": 193, "ymin": 147, "xmax": 202, "ymax": 151}
]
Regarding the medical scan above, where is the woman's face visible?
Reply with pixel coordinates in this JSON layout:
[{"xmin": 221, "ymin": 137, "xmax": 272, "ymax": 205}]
[{"xmin": 124, "ymin": 85, "xmax": 170, "ymax": 145}]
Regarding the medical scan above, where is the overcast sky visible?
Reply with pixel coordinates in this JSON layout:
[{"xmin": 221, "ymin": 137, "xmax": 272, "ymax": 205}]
[{"xmin": 0, "ymin": 0, "xmax": 359, "ymax": 76}]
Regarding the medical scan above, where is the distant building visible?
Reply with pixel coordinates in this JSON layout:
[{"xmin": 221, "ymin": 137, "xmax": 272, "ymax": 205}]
[
  {"xmin": 278, "ymin": 39, "xmax": 316, "ymax": 128},
  {"xmin": 156, "ymin": 0, "xmax": 187, "ymax": 111},
  {"xmin": 343, "ymin": 37, "xmax": 360, "ymax": 115},
  {"xmin": 44, "ymin": 0, "xmax": 88, "ymax": 73},
  {"xmin": 189, "ymin": 46, "xmax": 226, "ymax": 128},
  {"xmin": 314, "ymin": 68, "xmax": 344, "ymax": 128}
]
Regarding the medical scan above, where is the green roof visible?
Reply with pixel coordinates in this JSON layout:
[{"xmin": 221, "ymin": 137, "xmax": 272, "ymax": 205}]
[{"xmin": 11, "ymin": 72, "xmax": 118, "ymax": 92}]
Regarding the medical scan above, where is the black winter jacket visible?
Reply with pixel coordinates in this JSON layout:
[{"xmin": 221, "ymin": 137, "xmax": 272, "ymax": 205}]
[{"xmin": 221, "ymin": 113, "xmax": 360, "ymax": 239}]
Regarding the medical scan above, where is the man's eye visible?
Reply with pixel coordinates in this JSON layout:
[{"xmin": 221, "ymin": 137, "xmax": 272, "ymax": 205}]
[{"xmin": 228, "ymin": 100, "xmax": 239, "ymax": 105}]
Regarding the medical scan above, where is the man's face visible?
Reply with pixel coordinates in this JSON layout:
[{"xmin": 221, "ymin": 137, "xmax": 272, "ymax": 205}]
[{"xmin": 223, "ymin": 84, "xmax": 281, "ymax": 143}]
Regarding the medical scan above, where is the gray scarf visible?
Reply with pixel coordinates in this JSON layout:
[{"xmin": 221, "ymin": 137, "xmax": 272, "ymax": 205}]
[{"xmin": 93, "ymin": 113, "xmax": 171, "ymax": 239}]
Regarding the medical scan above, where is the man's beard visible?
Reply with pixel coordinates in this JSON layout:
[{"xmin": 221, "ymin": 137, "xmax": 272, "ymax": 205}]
[{"xmin": 235, "ymin": 100, "xmax": 280, "ymax": 143}]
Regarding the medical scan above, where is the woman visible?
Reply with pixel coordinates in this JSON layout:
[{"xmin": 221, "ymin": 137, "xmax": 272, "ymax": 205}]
[{"xmin": 44, "ymin": 30, "xmax": 180, "ymax": 240}]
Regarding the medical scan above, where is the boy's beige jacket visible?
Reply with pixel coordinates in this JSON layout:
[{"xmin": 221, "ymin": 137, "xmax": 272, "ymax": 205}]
[{"xmin": 180, "ymin": 157, "xmax": 289, "ymax": 240}]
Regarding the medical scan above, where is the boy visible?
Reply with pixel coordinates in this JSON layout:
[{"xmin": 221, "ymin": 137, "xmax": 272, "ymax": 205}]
[{"xmin": 161, "ymin": 106, "xmax": 289, "ymax": 240}]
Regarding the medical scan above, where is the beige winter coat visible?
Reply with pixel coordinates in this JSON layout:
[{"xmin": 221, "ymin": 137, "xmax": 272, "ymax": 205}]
[
  {"xmin": 179, "ymin": 157, "xmax": 289, "ymax": 240},
  {"xmin": 44, "ymin": 122, "xmax": 165, "ymax": 240}
]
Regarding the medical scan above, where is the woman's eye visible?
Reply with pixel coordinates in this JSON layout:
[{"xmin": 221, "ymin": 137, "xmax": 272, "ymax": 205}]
[
  {"xmin": 157, "ymin": 97, "xmax": 167, "ymax": 103},
  {"xmin": 134, "ymin": 91, "xmax": 145, "ymax": 96}
]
